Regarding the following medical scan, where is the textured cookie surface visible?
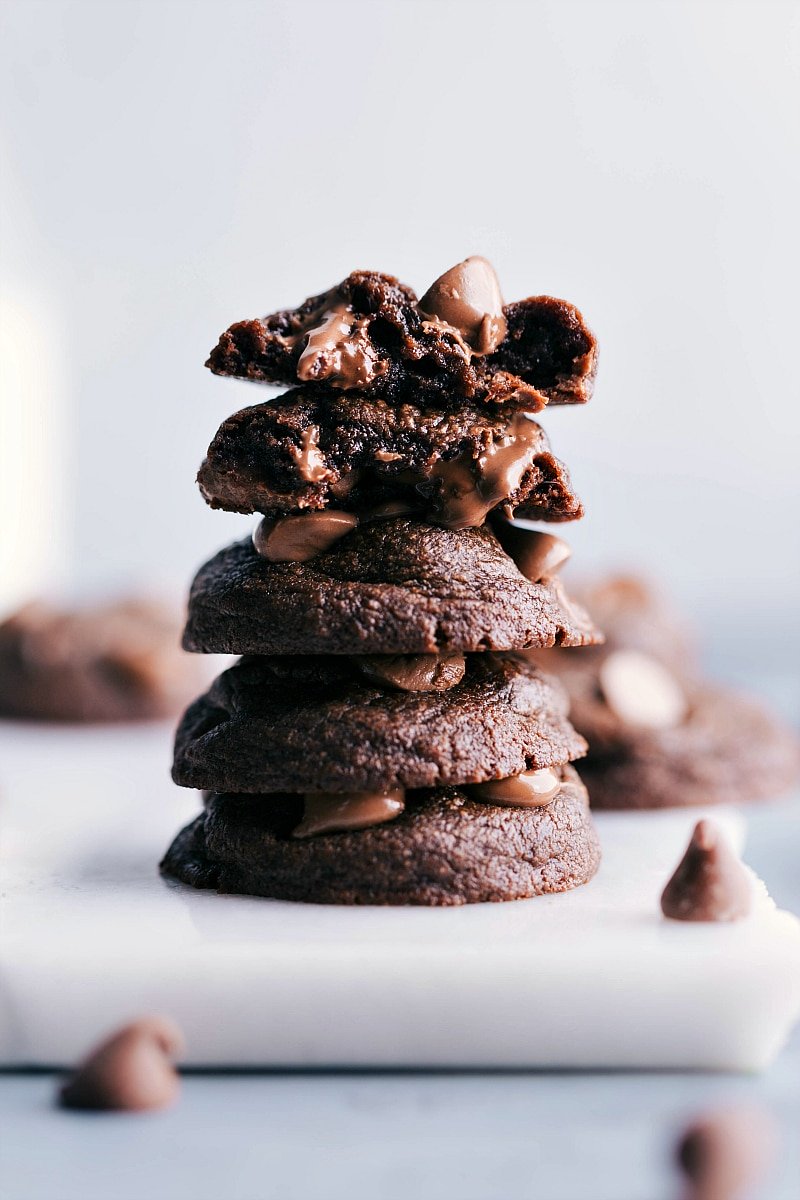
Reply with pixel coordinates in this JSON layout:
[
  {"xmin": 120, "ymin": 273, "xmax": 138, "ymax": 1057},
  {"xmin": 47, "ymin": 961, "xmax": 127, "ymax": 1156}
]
[
  {"xmin": 160, "ymin": 766, "xmax": 601, "ymax": 905},
  {"xmin": 197, "ymin": 390, "xmax": 582, "ymax": 522},
  {"xmin": 0, "ymin": 599, "xmax": 208, "ymax": 723},
  {"xmin": 578, "ymin": 687, "xmax": 800, "ymax": 810},
  {"xmin": 205, "ymin": 270, "xmax": 597, "ymax": 409},
  {"xmin": 172, "ymin": 654, "xmax": 587, "ymax": 794},
  {"xmin": 183, "ymin": 520, "xmax": 601, "ymax": 657}
]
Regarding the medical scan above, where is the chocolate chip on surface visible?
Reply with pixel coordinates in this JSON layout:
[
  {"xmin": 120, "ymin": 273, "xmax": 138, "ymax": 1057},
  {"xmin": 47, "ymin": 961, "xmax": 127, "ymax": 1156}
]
[
  {"xmin": 677, "ymin": 1107, "xmax": 776, "ymax": 1200},
  {"xmin": 661, "ymin": 819, "xmax": 753, "ymax": 922},
  {"xmin": 252, "ymin": 511, "xmax": 359, "ymax": 562},
  {"xmin": 58, "ymin": 1016, "xmax": 184, "ymax": 1112}
]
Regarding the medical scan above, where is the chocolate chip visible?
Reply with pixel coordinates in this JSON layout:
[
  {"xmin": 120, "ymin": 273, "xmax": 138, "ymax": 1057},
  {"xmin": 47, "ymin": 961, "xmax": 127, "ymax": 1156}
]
[
  {"xmin": 252, "ymin": 511, "xmax": 358, "ymax": 562},
  {"xmin": 661, "ymin": 820, "xmax": 753, "ymax": 922},
  {"xmin": 418, "ymin": 257, "xmax": 507, "ymax": 354},
  {"xmin": 469, "ymin": 767, "xmax": 561, "ymax": 807},
  {"xmin": 293, "ymin": 789, "xmax": 405, "ymax": 838},
  {"xmin": 677, "ymin": 1107, "xmax": 775, "ymax": 1200},
  {"xmin": 58, "ymin": 1016, "xmax": 184, "ymax": 1112},
  {"xmin": 355, "ymin": 652, "xmax": 466, "ymax": 693},
  {"xmin": 599, "ymin": 649, "xmax": 688, "ymax": 729},
  {"xmin": 491, "ymin": 521, "xmax": 571, "ymax": 581}
]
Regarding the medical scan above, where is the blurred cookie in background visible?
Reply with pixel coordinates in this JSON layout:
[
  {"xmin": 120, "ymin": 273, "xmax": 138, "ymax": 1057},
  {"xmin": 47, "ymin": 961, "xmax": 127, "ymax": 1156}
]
[
  {"xmin": 0, "ymin": 597, "xmax": 211, "ymax": 723},
  {"xmin": 528, "ymin": 573, "xmax": 799, "ymax": 809}
]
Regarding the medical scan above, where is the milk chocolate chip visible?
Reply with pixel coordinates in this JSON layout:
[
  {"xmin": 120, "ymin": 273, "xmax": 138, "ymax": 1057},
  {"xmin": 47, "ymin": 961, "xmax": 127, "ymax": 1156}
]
[
  {"xmin": 288, "ymin": 425, "xmax": 334, "ymax": 484},
  {"xmin": 296, "ymin": 304, "xmax": 388, "ymax": 389},
  {"xmin": 363, "ymin": 499, "xmax": 419, "ymax": 522},
  {"xmin": 661, "ymin": 820, "xmax": 753, "ymax": 922},
  {"xmin": 418, "ymin": 256, "xmax": 507, "ymax": 354},
  {"xmin": 491, "ymin": 521, "xmax": 571, "ymax": 581},
  {"xmin": 429, "ymin": 412, "xmax": 548, "ymax": 529},
  {"xmin": 356, "ymin": 652, "xmax": 466, "ymax": 693},
  {"xmin": 293, "ymin": 789, "xmax": 406, "ymax": 838},
  {"xmin": 253, "ymin": 511, "xmax": 358, "ymax": 562},
  {"xmin": 470, "ymin": 767, "xmax": 561, "ymax": 807},
  {"xmin": 58, "ymin": 1016, "xmax": 184, "ymax": 1112},
  {"xmin": 599, "ymin": 650, "xmax": 688, "ymax": 729},
  {"xmin": 677, "ymin": 1108, "xmax": 775, "ymax": 1200}
]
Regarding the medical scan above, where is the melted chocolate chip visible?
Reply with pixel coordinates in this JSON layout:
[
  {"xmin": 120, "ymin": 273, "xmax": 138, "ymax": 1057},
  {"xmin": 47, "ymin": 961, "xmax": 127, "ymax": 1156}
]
[
  {"xmin": 469, "ymin": 767, "xmax": 561, "ymax": 807},
  {"xmin": 253, "ymin": 511, "xmax": 359, "ymax": 562},
  {"xmin": 491, "ymin": 522, "xmax": 571, "ymax": 581},
  {"xmin": 293, "ymin": 789, "xmax": 405, "ymax": 837},
  {"xmin": 355, "ymin": 652, "xmax": 466, "ymax": 693}
]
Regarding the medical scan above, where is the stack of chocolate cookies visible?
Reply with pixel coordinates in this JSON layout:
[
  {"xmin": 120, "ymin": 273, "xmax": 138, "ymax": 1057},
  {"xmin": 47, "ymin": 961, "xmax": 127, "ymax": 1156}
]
[{"xmin": 161, "ymin": 258, "xmax": 604, "ymax": 905}]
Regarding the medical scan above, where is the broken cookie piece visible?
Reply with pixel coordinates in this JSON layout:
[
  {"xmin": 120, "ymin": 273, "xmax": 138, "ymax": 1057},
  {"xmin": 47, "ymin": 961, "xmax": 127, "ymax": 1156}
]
[
  {"xmin": 206, "ymin": 259, "xmax": 597, "ymax": 409},
  {"xmin": 197, "ymin": 389, "xmax": 583, "ymax": 526}
]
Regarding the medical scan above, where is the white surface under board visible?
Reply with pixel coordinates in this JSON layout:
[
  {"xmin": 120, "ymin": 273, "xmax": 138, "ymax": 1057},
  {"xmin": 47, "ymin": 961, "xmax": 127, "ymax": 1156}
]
[{"xmin": 0, "ymin": 720, "xmax": 798, "ymax": 1071}]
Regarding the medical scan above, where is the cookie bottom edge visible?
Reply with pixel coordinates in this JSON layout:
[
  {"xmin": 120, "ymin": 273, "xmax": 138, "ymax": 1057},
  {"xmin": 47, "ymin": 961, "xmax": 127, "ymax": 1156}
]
[{"xmin": 160, "ymin": 768, "xmax": 601, "ymax": 906}]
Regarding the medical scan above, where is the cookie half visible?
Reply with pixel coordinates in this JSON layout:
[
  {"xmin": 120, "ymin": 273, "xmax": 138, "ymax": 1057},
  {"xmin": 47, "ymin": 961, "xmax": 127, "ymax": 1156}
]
[
  {"xmin": 160, "ymin": 766, "xmax": 600, "ymax": 905},
  {"xmin": 183, "ymin": 519, "xmax": 601, "ymax": 657},
  {"xmin": 579, "ymin": 688, "xmax": 800, "ymax": 810},
  {"xmin": 197, "ymin": 390, "xmax": 582, "ymax": 524},
  {"xmin": 172, "ymin": 654, "xmax": 586, "ymax": 794},
  {"xmin": 205, "ymin": 268, "xmax": 597, "ymax": 410}
]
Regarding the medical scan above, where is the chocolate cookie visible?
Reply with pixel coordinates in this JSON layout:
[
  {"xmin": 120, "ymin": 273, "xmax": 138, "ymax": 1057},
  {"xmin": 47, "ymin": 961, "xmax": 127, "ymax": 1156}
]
[
  {"xmin": 524, "ymin": 572, "xmax": 799, "ymax": 809},
  {"xmin": 172, "ymin": 654, "xmax": 587, "ymax": 794},
  {"xmin": 183, "ymin": 519, "xmax": 601, "ymax": 657},
  {"xmin": 206, "ymin": 260, "xmax": 596, "ymax": 410},
  {"xmin": 160, "ymin": 766, "xmax": 601, "ymax": 905},
  {"xmin": 0, "ymin": 599, "xmax": 208, "ymax": 723},
  {"xmin": 197, "ymin": 390, "xmax": 582, "ymax": 526},
  {"xmin": 578, "ymin": 687, "xmax": 800, "ymax": 810}
]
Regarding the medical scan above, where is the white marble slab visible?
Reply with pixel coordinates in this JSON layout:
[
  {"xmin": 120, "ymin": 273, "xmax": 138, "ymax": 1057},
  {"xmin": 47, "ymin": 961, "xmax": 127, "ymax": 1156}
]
[{"xmin": 1, "ymin": 721, "xmax": 798, "ymax": 1070}]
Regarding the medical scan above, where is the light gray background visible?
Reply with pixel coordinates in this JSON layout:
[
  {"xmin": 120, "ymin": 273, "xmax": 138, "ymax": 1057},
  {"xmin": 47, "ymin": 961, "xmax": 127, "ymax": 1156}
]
[{"xmin": 2, "ymin": 0, "xmax": 799, "ymax": 652}]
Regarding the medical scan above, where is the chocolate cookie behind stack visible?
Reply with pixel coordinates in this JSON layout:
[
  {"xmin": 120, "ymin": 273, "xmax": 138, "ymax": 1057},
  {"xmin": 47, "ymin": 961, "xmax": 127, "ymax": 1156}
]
[
  {"xmin": 161, "ymin": 257, "xmax": 604, "ymax": 904},
  {"xmin": 528, "ymin": 576, "xmax": 800, "ymax": 809}
]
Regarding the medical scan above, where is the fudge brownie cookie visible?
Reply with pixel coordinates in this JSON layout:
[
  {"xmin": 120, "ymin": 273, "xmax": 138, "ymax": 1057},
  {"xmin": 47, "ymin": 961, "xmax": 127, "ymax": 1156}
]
[
  {"xmin": 160, "ymin": 765, "xmax": 601, "ymax": 905},
  {"xmin": 0, "ymin": 598, "xmax": 209, "ymax": 723},
  {"xmin": 172, "ymin": 654, "xmax": 587, "ymax": 794},
  {"xmin": 206, "ymin": 258, "xmax": 597, "ymax": 410},
  {"xmin": 578, "ymin": 687, "xmax": 800, "ymax": 810},
  {"xmin": 525, "ymin": 572, "xmax": 799, "ymax": 808},
  {"xmin": 197, "ymin": 390, "xmax": 583, "ymax": 526},
  {"xmin": 183, "ymin": 519, "xmax": 601, "ymax": 657}
]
